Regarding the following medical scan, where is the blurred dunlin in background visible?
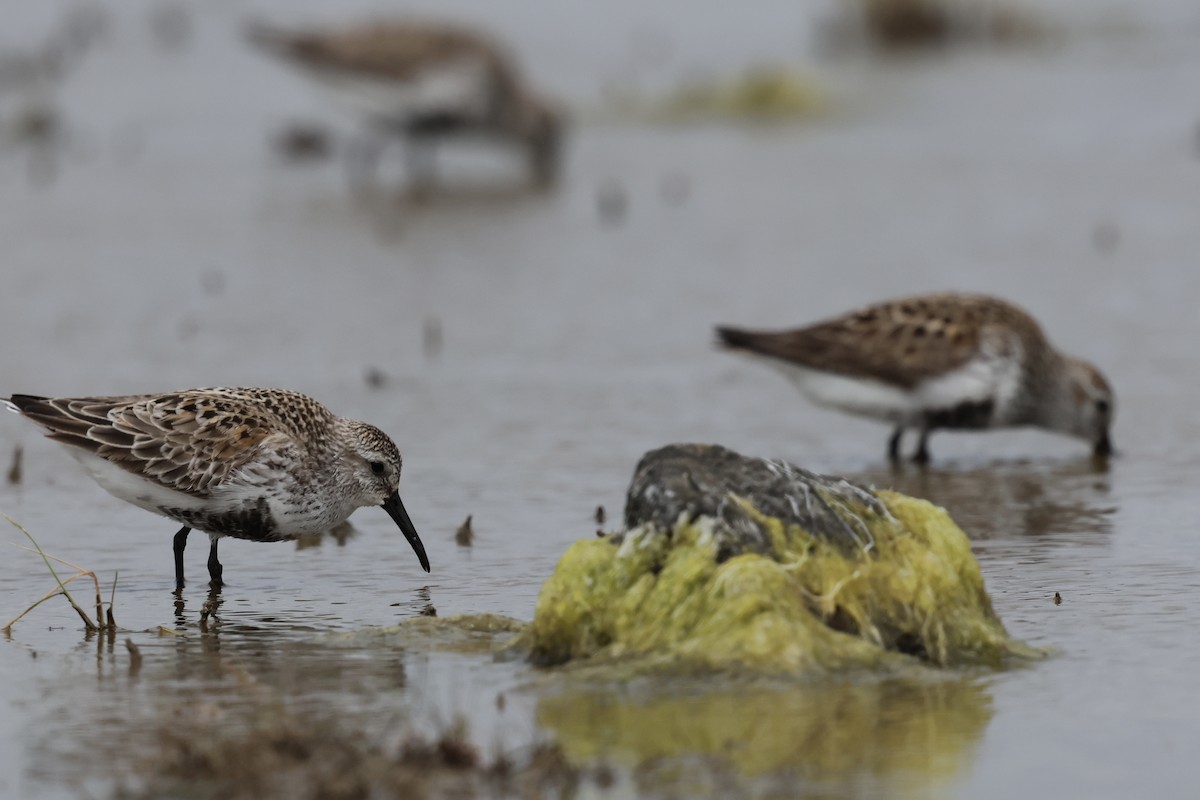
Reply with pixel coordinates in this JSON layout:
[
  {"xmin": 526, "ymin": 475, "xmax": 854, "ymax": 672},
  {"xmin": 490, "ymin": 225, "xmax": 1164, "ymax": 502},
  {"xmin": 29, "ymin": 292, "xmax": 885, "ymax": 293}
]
[
  {"xmin": 0, "ymin": 5, "xmax": 107, "ymax": 184},
  {"xmin": 246, "ymin": 18, "xmax": 564, "ymax": 193},
  {"xmin": 821, "ymin": 0, "xmax": 1050, "ymax": 53}
]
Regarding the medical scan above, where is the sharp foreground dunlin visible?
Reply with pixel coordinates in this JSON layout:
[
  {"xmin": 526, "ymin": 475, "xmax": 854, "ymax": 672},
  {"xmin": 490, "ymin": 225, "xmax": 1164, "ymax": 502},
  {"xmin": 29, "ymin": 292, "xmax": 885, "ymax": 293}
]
[
  {"xmin": 4, "ymin": 388, "xmax": 430, "ymax": 590},
  {"xmin": 247, "ymin": 19, "xmax": 563, "ymax": 188},
  {"xmin": 717, "ymin": 293, "xmax": 1114, "ymax": 463}
]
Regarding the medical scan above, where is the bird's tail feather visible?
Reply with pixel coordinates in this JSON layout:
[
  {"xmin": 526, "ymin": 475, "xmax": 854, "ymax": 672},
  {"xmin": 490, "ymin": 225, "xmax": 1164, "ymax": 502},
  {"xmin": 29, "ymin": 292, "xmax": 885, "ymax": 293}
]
[
  {"xmin": 714, "ymin": 325, "xmax": 760, "ymax": 351},
  {"xmin": 6, "ymin": 395, "xmax": 45, "ymax": 414}
]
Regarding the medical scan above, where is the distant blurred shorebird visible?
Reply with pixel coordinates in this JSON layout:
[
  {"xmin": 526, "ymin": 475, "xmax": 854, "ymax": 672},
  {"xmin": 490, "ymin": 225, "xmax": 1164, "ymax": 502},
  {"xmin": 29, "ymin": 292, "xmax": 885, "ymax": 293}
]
[
  {"xmin": 5, "ymin": 388, "xmax": 430, "ymax": 592},
  {"xmin": 247, "ymin": 19, "xmax": 563, "ymax": 190},
  {"xmin": 717, "ymin": 293, "xmax": 1114, "ymax": 463}
]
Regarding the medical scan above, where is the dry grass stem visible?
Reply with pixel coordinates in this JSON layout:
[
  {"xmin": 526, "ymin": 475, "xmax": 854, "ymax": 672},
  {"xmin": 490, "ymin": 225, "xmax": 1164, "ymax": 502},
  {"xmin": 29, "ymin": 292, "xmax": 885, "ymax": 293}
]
[{"xmin": 2, "ymin": 514, "xmax": 118, "ymax": 633}]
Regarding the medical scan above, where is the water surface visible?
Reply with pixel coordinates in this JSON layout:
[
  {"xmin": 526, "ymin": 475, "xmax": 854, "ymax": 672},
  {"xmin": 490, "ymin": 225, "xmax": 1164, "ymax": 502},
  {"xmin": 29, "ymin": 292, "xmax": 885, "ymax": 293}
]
[{"xmin": 2, "ymin": 0, "xmax": 1199, "ymax": 797}]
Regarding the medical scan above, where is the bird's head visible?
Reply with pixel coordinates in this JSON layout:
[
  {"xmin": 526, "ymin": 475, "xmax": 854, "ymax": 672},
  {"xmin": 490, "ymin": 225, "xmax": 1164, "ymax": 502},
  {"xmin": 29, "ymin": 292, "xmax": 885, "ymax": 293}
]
[{"xmin": 342, "ymin": 420, "xmax": 430, "ymax": 572}]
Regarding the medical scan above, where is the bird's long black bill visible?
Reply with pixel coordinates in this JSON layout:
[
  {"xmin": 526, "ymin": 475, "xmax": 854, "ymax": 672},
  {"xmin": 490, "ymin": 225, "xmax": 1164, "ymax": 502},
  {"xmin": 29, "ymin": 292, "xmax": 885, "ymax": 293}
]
[
  {"xmin": 1094, "ymin": 432, "xmax": 1115, "ymax": 459},
  {"xmin": 382, "ymin": 491, "xmax": 430, "ymax": 573}
]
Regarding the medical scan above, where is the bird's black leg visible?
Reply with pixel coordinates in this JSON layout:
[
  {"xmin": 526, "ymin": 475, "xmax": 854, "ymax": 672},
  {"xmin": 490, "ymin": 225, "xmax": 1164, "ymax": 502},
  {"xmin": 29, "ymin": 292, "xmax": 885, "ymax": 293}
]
[
  {"xmin": 912, "ymin": 428, "xmax": 932, "ymax": 465},
  {"xmin": 173, "ymin": 526, "xmax": 190, "ymax": 592},
  {"xmin": 888, "ymin": 427, "xmax": 904, "ymax": 463},
  {"xmin": 207, "ymin": 537, "xmax": 224, "ymax": 589}
]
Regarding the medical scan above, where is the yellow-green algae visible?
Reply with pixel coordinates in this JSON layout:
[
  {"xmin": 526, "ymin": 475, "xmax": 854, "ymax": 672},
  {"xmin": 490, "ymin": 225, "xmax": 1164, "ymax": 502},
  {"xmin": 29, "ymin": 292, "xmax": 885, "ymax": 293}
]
[
  {"xmin": 520, "ymin": 491, "xmax": 1041, "ymax": 675},
  {"xmin": 602, "ymin": 66, "xmax": 826, "ymax": 125},
  {"xmin": 657, "ymin": 67, "xmax": 826, "ymax": 122}
]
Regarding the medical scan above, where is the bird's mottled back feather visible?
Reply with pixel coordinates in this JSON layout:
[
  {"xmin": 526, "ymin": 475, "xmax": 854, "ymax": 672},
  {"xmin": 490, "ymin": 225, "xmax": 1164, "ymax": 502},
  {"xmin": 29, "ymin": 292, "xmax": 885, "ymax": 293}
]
[
  {"xmin": 249, "ymin": 21, "xmax": 519, "ymax": 89},
  {"xmin": 6, "ymin": 389, "xmax": 336, "ymax": 497},
  {"xmin": 717, "ymin": 294, "xmax": 1048, "ymax": 389}
]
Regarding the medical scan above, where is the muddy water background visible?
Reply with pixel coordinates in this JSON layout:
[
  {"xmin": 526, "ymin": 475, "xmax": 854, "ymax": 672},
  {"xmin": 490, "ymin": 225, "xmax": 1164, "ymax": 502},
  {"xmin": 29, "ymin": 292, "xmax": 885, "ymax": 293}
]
[{"xmin": 2, "ymin": 0, "xmax": 1200, "ymax": 797}]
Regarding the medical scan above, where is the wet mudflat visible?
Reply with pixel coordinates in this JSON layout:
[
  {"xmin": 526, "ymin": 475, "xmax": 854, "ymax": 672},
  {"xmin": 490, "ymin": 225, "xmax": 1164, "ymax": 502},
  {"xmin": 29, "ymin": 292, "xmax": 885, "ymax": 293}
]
[{"xmin": 2, "ymin": 0, "xmax": 1200, "ymax": 797}]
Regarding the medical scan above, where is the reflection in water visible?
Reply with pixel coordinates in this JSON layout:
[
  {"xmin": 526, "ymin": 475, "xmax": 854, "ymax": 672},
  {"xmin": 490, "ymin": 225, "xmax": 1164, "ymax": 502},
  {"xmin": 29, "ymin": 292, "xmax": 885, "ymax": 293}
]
[
  {"xmin": 280, "ymin": 179, "xmax": 556, "ymax": 247},
  {"xmin": 538, "ymin": 676, "xmax": 993, "ymax": 795},
  {"xmin": 350, "ymin": 181, "xmax": 556, "ymax": 209},
  {"xmin": 295, "ymin": 520, "xmax": 359, "ymax": 550},
  {"xmin": 24, "ymin": 619, "xmax": 528, "ymax": 797},
  {"xmin": 341, "ymin": 182, "xmax": 557, "ymax": 244},
  {"xmin": 847, "ymin": 458, "xmax": 1115, "ymax": 540},
  {"xmin": 27, "ymin": 631, "xmax": 409, "ymax": 796},
  {"xmin": 25, "ymin": 616, "xmax": 993, "ymax": 799}
]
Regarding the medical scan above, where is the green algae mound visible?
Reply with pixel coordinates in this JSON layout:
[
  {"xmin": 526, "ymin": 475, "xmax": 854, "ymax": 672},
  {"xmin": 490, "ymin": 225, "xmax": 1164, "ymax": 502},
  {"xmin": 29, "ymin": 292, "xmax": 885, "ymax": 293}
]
[{"xmin": 521, "ymin": 444, "xmax": 1040, "ymax": 675}]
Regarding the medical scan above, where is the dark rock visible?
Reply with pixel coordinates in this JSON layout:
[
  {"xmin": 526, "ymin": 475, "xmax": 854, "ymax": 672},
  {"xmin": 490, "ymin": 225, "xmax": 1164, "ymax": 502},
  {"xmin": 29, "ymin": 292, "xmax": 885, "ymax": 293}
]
[{"xmin": 621, "ymin": 443, "xmax": 886, "ymax": 558}]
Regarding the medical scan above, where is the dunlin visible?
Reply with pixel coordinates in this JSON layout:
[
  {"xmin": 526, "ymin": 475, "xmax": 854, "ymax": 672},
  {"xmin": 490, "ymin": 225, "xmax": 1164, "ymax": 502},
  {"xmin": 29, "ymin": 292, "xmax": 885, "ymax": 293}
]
[
  {"xmin": 717, "ymin": 293, "xmax": 1114, "ymax": 463},
  {"xmin": 4, "ymin": 388, "xmax": 430, "ymax": 590},
  {"xmin": 247, "ymin": 19, "xmax": 563, "ymax": 188}
]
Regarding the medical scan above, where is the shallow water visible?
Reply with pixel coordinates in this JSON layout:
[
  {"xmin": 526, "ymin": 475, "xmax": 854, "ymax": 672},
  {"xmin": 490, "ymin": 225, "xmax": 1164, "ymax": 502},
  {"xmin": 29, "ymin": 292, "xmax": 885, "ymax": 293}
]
[{"xmin": 2, "ymin": 0, "xmax": 1200, "ymax": 797}]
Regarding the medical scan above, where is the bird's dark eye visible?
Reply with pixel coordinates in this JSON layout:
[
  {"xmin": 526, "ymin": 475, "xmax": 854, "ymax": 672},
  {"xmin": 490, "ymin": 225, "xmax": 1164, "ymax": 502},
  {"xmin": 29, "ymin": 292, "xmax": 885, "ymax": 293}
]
[
  {"xmin": 1095, "ymin": 399, "xmax": 1109, "ymax": 414},
  {"xmin": 370, "ymin": 461, "xmax": 385, "ymax": 476}
]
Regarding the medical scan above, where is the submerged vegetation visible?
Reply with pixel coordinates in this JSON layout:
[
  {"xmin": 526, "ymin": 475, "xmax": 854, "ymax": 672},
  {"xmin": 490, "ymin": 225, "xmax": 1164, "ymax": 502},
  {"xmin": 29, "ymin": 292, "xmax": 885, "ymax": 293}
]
[{"xmin": 115, "ymin": 707, "xmax": 583, "ymax": 800}]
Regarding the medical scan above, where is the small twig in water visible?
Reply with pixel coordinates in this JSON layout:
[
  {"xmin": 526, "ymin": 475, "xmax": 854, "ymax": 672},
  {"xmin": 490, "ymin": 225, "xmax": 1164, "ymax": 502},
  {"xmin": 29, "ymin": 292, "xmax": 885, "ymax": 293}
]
[
  {"xmin": 11, "ymin": 542, "xmax": 107, "ymax": 622},
  {"xmin": 3, "ymin": 569, "xmax": 98, "ymax": 631},
  {"xmin": 455, "ymin": 515, "xmax": 474, "ymax": 547},
  {"xmin": 4, "ymin": 516, "xmax": 120, "ymax": 633},
  {"xmin": 5, "ymin": 584, "xmax": 74, "ymax": 631},
  {"xmin": 4, "ymin": 514, "xmax": 97, "ymax": 631},
  {"xmin": 108, "ymin": 570, "xmax": 119, "ymax": 629},
  {"xmin": 5, "ymin": 445, "xmax": 21, "ymax": 485},
  {"xmin": 125, "ymin": 638, "xmax": 143, "ymax": 674}
]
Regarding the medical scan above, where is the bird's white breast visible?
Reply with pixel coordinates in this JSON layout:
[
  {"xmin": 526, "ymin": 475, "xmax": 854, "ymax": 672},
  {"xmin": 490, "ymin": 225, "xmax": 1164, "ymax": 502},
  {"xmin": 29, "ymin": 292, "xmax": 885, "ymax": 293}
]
[
  {"xmin": 767, "ymin": 362, "xmax": 915, "ymax": 422},
  {"xmin": 305, "ymin": 57, "xmax": 493, "ymax": 123},
  {"xmin": 67, "ymin": 449, "xmax": 212, "ymax": 519},
  {"xmin": 64, "ymin": 449, "xmax": 348, "ymax": 537},
  {"xmin": 758, "ymin": 344, "xmax": 1023, "ymax": 426}
]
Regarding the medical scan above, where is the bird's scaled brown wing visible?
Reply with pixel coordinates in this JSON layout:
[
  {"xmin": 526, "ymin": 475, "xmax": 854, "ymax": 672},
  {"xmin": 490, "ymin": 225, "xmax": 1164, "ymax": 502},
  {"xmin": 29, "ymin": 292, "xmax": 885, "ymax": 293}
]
[
  {"xmin": 256, "ymin": 22, "xmax": 503, "ymax": 82},
  {"xmin": 13, "ymin": 393, "xmax": 278, "ymax": 497},
  {"xmin": 719, "ymin": 296, "xmax": 992, "ymax": 389}
]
